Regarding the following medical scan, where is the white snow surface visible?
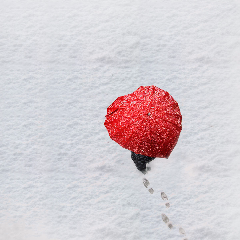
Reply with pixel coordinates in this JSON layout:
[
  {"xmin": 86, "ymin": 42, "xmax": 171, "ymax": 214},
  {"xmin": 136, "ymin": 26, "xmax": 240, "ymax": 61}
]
[{"xmin": 1, "ymin": 0, "xmax": 240, "ymax": 239}]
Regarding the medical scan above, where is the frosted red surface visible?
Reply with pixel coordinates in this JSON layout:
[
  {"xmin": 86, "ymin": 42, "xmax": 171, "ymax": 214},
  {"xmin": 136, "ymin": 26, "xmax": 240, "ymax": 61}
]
[{"xmin": 104, "ymin": 86, "xmax": 182, "ymax": 158}]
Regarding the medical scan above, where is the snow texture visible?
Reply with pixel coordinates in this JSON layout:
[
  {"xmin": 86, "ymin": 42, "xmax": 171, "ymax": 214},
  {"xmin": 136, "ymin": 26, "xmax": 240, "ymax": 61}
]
[{"xmin": 1, "ymin": 0, "xmax": 240, "ymax": 239}]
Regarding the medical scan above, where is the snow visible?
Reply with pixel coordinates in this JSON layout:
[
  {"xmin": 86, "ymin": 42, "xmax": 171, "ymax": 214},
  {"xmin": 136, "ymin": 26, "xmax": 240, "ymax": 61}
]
[{"xmin": 1, "ymin": 0, "xmax": 240, "ymax": 239}]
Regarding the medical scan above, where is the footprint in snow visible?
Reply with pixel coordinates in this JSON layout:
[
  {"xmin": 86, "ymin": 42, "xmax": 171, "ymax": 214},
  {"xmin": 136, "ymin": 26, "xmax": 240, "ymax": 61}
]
[
  {"xmin": 143, "ymin": 178, "xmax": 149, "ymax": 188},
  {"xmin": 179, "ymin": 227, "xmax": 186, "ymax": 235},
  {"xmin": 142, "ymin": 178, "xmax": 154, "ymax": 194},
  {"xmin": 168, "ymin": 222, "xmax": 174, "ymax": 229},
  {"xmin": 165, "ymin": 202, "xmax": 170, "ymax": 208},
  {"xmin": 161, "ymin": 192, "xmax": 171, "ymax": 208},
  {"xmin": 161, "ymin": 213, "xmax": 169, "ymax": 223},
  {"xmin": 161, "ymin": 192, "xmax": 168, "ymax": 201},
  {"xmin": 148, "ymin": 188, "xmax": 154, "ymax": 194}
]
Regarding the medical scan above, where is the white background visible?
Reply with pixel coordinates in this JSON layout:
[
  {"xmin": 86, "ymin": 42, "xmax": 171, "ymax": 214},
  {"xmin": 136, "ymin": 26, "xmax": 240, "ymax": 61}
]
[{"xmin": 1, "ymin": 0, "xmax": 240, "ymax": 239}]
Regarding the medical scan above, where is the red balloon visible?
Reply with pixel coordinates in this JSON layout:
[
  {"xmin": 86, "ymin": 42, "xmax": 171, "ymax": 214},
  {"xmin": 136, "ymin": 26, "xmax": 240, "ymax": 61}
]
[{"xmin": 104, "ymin": 86, "xmax": 182, "ymax": 158}]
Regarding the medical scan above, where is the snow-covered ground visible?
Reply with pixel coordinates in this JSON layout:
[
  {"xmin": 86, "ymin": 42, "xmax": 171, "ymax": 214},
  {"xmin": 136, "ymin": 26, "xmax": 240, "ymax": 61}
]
[{"xmin": 1, "ymin": 0, "xmax": 240, "ymax": 239}]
